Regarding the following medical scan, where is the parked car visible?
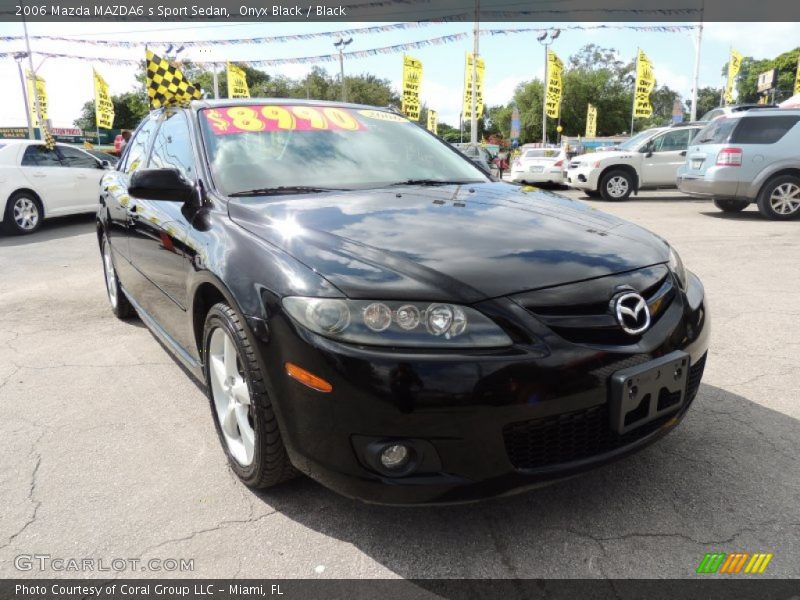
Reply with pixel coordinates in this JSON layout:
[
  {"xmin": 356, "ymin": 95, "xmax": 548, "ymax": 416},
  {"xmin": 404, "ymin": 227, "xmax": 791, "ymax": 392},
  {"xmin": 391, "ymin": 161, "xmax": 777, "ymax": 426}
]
[
  {"xmin": 98, "ymin": 99, "xmax": 708, "ymax": 504},
  {"xmin": 677, "ymin": 109, "xmax": 800, "ymax": 219},
  {"xmin": 453, "ymin": 142, "xmax": 496, "ymax": 174},
  {"xmin": 699, "ymin": 104, "xmax": 778, "ymax": 122},
  {"xmin": 508, "ymin": 148, "xmax": 566, "ymax": 184},
  {"xmin": 1, "ymin": 140, "xmax": 111, "ymax": 234},
  {"xmin": 565, "ymin": 123, "xmax": 704, "ymax": 200}
]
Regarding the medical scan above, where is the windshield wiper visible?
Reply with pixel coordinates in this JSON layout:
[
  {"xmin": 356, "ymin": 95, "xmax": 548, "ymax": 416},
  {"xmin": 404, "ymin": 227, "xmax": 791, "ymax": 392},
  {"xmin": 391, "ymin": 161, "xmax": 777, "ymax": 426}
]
[
  {"xmin": 228, "ymin": 186, "xmax": 343, "ymax": 197},
  {"xmin": 387, "ymin": 179, "xmax": 480, "ymax": 187}
]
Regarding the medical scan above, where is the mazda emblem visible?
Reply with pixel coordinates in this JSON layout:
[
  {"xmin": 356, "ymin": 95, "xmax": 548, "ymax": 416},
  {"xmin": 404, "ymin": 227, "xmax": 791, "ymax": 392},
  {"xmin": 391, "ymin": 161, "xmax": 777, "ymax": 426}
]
[{"xmin": 612, "ymin": 292, "xmax": 651, "ymax": 335}]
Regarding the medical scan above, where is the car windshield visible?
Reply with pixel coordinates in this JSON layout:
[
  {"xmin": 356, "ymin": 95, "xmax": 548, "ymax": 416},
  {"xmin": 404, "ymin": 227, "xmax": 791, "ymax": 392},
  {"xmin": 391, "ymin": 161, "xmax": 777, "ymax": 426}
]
[
  {"xmin": 199, "ymin": 104, "xmax": 487, "ymax": 196},
  {"xmin": 617, "ymin": 129, "xmax": 658, "ymax": 151}
]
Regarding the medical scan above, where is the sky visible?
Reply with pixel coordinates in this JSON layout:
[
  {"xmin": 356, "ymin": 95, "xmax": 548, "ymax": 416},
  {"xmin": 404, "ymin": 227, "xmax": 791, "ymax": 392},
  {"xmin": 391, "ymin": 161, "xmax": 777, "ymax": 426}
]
[{"xmin": 0, "ymin": 21, "xmax": 797, "ymax": 129}]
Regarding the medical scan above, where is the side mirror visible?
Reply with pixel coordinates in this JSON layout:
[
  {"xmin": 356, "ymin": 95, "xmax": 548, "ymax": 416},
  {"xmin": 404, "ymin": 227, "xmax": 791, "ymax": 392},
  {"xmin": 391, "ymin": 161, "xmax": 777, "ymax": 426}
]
[
  {"xmin": 129, "ymin": 168, "xmax": 195, "ymax": 203},
  {"xmin": 98, "ymin": 160, "xmax": 111, "ymax": 169},
  {"xmin": 679, "ymin": 150, "xmax": 687, "ymax": 156}
]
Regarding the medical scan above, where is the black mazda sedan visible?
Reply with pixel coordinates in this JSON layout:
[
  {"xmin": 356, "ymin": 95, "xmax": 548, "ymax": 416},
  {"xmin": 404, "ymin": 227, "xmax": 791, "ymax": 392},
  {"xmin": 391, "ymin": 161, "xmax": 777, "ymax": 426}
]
[{"xmin": 97, "ymin": 99, "xmax": 709, "ymax": 504}]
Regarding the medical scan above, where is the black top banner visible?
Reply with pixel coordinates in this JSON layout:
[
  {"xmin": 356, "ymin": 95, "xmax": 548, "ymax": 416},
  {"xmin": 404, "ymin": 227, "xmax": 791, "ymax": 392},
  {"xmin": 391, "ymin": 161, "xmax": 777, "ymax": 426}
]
[{"xmin": 2, "ymin": 0, "xmax": 800, "ymax": 22}]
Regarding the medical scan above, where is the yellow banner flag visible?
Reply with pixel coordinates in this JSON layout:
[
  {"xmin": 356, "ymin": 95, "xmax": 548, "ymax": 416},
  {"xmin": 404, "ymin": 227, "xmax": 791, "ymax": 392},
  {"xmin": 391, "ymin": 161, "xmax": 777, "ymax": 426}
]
[
  {"xmin": 463, "ymin": 53, "xmax": 485, "ymax": 119},
  {"xmin": 427, "ymin": 109, "xmax": 438, "ymax": 135},
  {"xmin": 794, "ymin": 57, "xmax": 800, "ymax": 96},
  {"xmin": 26, "ymin": 71, "xmax": 48, "ymax": 128},
  {"xmin": 724, "ymin": 49, "xmax": 743, "ymax": 105},
  {"xmin": 227, "ymin": 62, "xmax": 250, "ymax": 99},
  {"xmin": 585, "ymin": 104, "xmax": 597, "ymax": 138},
  {"xmin": 401, "ymin": 54, "xmax": 423, "ymax": 120},
  {"xmin": 93, "ymin": 69, "xmax": 114, "ymax": 130},
  {"xmin": 545, "ymin": 49, "xmax": 564, "ymax": 119},
  {"xmin": 633, "ymin": 49, "xmax": 655, "ymax": 118}
]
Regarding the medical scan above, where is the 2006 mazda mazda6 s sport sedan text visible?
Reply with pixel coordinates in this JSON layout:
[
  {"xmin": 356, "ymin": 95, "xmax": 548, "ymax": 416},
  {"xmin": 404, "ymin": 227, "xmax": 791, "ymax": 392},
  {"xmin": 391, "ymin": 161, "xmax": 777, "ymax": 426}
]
[{"xmin": 97, "ymin": 100, "xmax": 709, "ymax": 504}]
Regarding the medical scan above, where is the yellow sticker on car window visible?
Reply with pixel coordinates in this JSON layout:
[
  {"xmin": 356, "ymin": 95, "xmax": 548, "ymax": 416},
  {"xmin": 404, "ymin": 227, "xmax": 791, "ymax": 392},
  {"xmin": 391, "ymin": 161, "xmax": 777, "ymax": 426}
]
[{"xmin": 357, "ymin": 110, "xmax": 409, "ymax": 123}]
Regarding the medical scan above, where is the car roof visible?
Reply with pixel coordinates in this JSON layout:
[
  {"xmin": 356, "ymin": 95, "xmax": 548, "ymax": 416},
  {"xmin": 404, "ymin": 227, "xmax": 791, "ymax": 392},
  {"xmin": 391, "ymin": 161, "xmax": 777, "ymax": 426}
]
[
  {"xmin": 719, "ymin": 108, "xmax": 800, "ymax": 120},
  {"xmin": 187, "ymin": 97, "xmax": 395, "ymax": 113}
]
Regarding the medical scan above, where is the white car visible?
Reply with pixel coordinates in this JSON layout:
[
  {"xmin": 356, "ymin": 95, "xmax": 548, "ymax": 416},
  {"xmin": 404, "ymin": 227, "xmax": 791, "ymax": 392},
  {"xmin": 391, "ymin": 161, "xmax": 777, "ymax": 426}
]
[
  {"xmin": 565, "ymin": 124, "xmax": 704, "ymax": 200},
  {"xmin": 0, "ymin": 139, "xmax": 110, "ymax": 234},
  {"xmin": 509, "ymin": 148, "xmax": 566, "ymax": 184}
]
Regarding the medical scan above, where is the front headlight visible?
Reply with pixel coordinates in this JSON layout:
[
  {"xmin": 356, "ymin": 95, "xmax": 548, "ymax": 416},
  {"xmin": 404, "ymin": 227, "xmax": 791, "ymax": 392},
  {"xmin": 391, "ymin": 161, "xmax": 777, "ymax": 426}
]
[
  {"xmin": 282, "ymin": 297, "xmax": 512, "ymax": 348},
  {"xmin": 668, "ymin": 246, "xmax": 688, "ymax": 290}
]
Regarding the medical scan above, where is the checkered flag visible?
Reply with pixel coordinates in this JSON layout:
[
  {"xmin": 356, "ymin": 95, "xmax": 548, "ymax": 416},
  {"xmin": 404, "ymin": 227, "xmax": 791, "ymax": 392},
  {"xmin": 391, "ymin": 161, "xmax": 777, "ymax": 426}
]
[
  {"xmin": 42, "ymin": 124, "xmax": 55, "ymax": 150},
  {"xmin": 146, "ymin": 50, "xmax": 203, "ymax": 109}
]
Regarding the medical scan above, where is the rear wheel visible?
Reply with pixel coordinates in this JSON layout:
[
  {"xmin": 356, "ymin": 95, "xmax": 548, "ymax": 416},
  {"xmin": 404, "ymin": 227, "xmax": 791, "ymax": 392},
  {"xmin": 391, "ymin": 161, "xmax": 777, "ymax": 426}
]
[
  {"xmin": 757, "ymin": 175, "xmax": 800, "ymax": 220},
  {"xmin": 713, "ymin": 198, "xmax": 749, "ymax": 213},
  {"xmin": 599, "ymin": 170, "xmax": 633, "ymax": 201},
  {"xmin": 203, "ymin": 302, "xmax": 295, "ymax": 489},
  {"xmin": 3, "ymin": 192, "xmax": 43, "ymax": 235}
]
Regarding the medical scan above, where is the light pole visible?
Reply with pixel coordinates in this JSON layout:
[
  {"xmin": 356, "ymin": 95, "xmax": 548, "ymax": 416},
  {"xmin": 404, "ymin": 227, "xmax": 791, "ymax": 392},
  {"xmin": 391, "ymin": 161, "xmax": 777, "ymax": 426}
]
[
  {"xmin": 537, "ymin": 29, "xmax": 560, "ymax": 145},
  {"xmin": 334, "ymin": 37, "xmax": 353, "ymax": 102},
  {"xmin": 21, "ymin": 12, "xmax": 45, "ymax": 141},
  {"xmin": 14, "ymin": 52, "xmax": 34, "ymax": 139},
  {"xmin": 690, "ymin": 23, "xmax": 704, "ymax": 122}
]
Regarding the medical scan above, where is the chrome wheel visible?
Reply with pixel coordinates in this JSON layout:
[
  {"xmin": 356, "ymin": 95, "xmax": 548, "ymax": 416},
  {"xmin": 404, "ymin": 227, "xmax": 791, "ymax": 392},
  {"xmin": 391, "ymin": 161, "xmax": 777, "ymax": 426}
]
[
  {"xmin": 208, "ymin": 327, "xmax": 255, "ymax": 466},
  {"xmin": 13, "ymin": 196, "xmax": 39, "ymax": 231},
  {"xmin": 769, "ymin": 183, "xmax": 800, "ymax": 215},
  {"xmin": 102, "ymin": 237, "xmax": 118, "ymax": 309},
  {"xmin": 606, "ymin": 176, "xmax": 629, "ymax": 198}
]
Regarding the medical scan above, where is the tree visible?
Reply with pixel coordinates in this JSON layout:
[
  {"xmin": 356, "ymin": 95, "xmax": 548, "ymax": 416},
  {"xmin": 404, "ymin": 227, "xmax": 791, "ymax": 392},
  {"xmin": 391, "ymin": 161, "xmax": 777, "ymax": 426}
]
[
  {"xmin": 734, "ymin": 47, "xmax": 800, "ymax": 104},
  {"xmin": 685, "ymin": 86, "xmax": 722, "ymax": 119}
]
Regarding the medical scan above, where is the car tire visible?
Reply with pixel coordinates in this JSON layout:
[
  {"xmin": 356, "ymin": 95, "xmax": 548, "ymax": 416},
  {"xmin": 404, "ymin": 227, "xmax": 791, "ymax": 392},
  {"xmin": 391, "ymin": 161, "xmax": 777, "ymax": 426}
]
[
  {"xmin": 713, "ymin": 198, "xmax": 749, "ymax": 213},
  {"xmin": 584, "ymin": 190, "xmax": 601, "ymax": 199},
  {"xmin": 203, "ymin": 302, "xmax": 295, "ymax": 489},
  {"xmin": 3, "ymin": 191, "xmax": 43, "ymax": 235},
  {"xmin": 599, "ymin": 170, "xmax": 633, "ymax": 201},
  {"xmin": 756, "ymin": 175, "xmax": 800, "ymax": 220},
  {"xmin": 100, "ymin": 232, "xmax": 136, "ymax": 319}
]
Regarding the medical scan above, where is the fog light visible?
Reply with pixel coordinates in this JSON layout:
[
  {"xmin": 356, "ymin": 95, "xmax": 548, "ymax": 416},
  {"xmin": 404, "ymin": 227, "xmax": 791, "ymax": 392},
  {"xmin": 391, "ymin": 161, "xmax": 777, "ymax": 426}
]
[{"xmin": 380, "ymin": 444, "xmax": 410, "ymax": 470}]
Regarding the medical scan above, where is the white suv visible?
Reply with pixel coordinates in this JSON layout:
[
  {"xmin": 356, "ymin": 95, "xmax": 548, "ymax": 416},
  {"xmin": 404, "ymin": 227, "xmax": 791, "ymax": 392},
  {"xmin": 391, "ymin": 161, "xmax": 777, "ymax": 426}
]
[{"xmin": 565, "ymin": 124, "xmax": 704, "ymax": 200}]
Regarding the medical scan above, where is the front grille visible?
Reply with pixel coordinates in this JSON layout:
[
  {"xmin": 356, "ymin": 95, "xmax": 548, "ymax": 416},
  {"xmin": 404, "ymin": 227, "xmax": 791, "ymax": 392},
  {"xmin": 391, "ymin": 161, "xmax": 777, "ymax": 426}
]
[
  {"xmin": 503, "ymin": 353, "xmax": 707, "ymax": 470},
  {"xmin": 513, "ymin": 266, "xmax": 675, "ymax": 346}
]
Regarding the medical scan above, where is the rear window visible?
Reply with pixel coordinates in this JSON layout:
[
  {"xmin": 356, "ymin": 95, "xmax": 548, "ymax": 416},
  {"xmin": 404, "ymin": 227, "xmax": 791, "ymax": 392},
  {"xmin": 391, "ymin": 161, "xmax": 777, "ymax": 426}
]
[
  {"xmin": 730, "ymin": 116, "xmax": 800, "ymax": 144},
  {"xmin": 694, "ymin": 118, "xmax": 738, "ymax": 145}
]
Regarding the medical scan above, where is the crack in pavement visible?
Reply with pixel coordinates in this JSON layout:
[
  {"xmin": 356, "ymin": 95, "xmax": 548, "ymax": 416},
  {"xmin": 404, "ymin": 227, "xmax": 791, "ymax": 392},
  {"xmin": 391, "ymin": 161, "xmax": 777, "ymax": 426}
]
[{"xmin": 0, "ymin": 453, "xmax": 42, "ymax": 553}]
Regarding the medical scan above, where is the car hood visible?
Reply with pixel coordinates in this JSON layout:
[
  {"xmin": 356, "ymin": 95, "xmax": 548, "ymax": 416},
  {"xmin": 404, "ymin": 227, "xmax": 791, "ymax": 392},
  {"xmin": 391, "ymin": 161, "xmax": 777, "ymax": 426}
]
[{"xmin": 227, "ymin": 183, "xmax": 669, "ymax": 302}]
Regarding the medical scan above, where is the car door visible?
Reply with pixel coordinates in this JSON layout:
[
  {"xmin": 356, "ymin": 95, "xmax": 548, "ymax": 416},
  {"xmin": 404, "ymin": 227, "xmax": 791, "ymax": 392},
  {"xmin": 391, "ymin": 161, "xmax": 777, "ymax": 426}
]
[
  {"xmin": 18, "ymin": 144, "xmax": 78, "ymax": 215},
  {"xmin": 127, "ymin": 110, "xmax": 199, "ymax": 353},
  {"xmin": 55, "ymin": 145, "xmax": 106, "ymax": 213},
  {"xmin": 640, "ymin": 129, "xmax": 697, "ymax": 186}
]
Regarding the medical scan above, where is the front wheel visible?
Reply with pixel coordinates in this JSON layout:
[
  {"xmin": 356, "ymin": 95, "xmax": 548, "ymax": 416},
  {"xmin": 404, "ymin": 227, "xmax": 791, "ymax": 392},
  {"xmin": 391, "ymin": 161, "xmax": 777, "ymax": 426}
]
[
  {"xmin": 101, "ymin": 233, "xmax": 135, "ymax": 319},
  {"xmin": 757, "ymin": 175, "xmax": 800, "ymax": 220},
  {"xmin": 599, "ymin": 170, "xmax": 633, "ymax": 201},
  {"xmin": 203, "ymin": 302, "xmax": 295, "ymax": 489},
  {"xmin": 713, "ymin": 198, "xmax": 749, "ymax": 213},
  {"xmin": 3, "ymin": 192, "xmax": 43, "ymax": 235}
]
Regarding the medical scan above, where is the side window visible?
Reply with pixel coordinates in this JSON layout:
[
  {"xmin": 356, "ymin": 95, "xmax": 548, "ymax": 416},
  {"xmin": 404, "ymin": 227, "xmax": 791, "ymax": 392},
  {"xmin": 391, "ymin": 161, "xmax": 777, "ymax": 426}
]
[
  {"xmin": 21, "ymin": 145, "xmax": 62, "ymax": 167},
  {"xmin": 120, "ymin": 118, "xmax": 157, "ymax": 174},
  {"xmin": 57, "ymin": 146, "xmax": 98, "ymax": 168},
  {"xmin": 148, "ymin": 112, "xmax": 196, "ymax": 180},
  {"xmin": 652, "ymin": 129, "xmax": 693, "ymax": 152},
  {"xmin": 731, "ymin": 116, "xmax": 800, "ymax": 144}
]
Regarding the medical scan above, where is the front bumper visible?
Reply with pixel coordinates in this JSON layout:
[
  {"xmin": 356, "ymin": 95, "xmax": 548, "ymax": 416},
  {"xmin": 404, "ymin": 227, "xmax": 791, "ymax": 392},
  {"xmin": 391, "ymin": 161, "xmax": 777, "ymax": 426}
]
[
  {"xmin": 254, "ymin": 273, "xmax": 709, "ymax": 505},
  {"xmin": 565, "ymin": 166, "xmax": 600, "ymax": 191}
]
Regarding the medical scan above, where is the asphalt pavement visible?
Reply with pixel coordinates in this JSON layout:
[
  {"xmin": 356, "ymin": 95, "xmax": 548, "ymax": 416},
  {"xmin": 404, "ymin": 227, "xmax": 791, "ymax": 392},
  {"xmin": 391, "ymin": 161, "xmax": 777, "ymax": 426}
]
[{"xmin": 1, "ymin": 188, "xmax": 799, "ymax": 581}]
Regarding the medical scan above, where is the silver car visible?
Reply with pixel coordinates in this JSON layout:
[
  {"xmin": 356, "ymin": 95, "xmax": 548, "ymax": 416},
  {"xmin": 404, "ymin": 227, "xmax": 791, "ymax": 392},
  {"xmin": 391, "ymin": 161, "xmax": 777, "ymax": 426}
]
[{"xmin": 677, "ymin": 109, "xmax": 800, "ymax": 220}]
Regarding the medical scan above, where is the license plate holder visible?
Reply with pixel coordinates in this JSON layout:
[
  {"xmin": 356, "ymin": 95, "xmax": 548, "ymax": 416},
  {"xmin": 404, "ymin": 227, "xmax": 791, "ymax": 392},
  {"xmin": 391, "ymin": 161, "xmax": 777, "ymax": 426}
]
[{"xmin": 609, "ymin": 351, "xmax": 689, "ymax": 435}]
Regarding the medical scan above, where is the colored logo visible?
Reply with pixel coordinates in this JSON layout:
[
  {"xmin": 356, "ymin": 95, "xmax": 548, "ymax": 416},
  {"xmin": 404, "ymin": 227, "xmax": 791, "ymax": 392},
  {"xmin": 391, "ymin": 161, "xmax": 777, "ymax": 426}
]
[{"xmin": 696, "ymin": 552, "xmax": 773, "ymax": 574}]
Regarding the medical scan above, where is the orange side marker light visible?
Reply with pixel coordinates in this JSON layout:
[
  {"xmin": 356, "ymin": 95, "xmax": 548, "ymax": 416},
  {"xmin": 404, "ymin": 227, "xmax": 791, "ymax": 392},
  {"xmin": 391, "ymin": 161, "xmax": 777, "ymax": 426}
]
[{"xmin": 285, "ymin": 362, "xmax": 333, "ymax": 393}]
